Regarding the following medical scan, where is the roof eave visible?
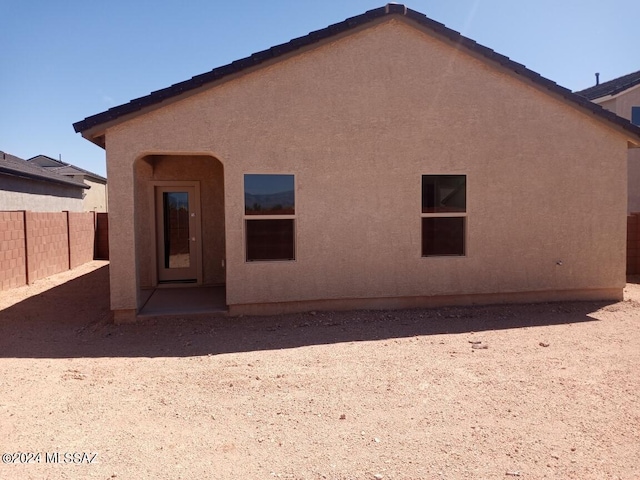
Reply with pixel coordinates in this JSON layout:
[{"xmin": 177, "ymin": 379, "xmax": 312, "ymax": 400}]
[
  {"xmin": 72, "ymin": 4, "xmax": 640, "ymax": 146},
  {"xmin": 0, "ymin": 167, "xmax": 90, "ymax": 189},
  {"xmin": 73, "ymin": 7, "xmax": 393, "ymax": 137},
  {"xmin": 583, "ymin": 81, "xmax": 640, "ymax": 104}
]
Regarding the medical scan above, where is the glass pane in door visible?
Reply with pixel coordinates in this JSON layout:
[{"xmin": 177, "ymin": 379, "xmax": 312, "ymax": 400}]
[{"xmin": 163, "ymin": 192, "xmax": 190, "ymax": 269}]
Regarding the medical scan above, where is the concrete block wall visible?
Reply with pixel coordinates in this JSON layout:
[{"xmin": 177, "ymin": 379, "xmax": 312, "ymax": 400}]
[
  {"xmin": 1, "ymin": 211, "xmax": 100, "ymax": 291},
  {"xmin": 0, "ymin": 211, "xmax": 27, "ymax": 290},
  {"xmin": 25, "ymin": 212, "xmax": 70, "ymax": 283},
  {"xmin": 628, "ymin": 213, "xmax": 640, "ymax": 275},
  {"xmin": 69, "ymin": 212, "xmax": 96, "ymax": 269}
]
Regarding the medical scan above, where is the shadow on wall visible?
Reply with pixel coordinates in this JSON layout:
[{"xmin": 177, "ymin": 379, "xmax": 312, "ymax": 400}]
[{"xmin": 0, "ymin": 265, "xmax": 610, "ymax": 359}]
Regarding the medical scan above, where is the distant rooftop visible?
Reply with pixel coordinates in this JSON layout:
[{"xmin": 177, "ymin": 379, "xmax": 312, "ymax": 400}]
[
  {"xmin": 28, "ymin": 154, "xmax": 107, "ymax": 183},
  {"xmin": 0, "ymin": 151, "xmax": 89, "ymax": 189},
  {"xmin": 575, "ymin": 70, "xmax": 640, "ymax": 100}
]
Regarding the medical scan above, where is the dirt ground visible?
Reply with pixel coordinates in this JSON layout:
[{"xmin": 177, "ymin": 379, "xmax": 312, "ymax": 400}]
[{"xmin": 0, "ymin": 261, "xmax": 639, "ymax": 480}]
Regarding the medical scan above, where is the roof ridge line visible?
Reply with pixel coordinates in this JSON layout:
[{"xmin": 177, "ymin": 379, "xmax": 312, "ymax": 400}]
[{"xmin": 72, "ymin": 4, "xmax": 640, "ymax": 143}]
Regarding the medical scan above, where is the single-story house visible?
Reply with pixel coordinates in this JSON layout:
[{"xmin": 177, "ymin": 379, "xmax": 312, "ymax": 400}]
[
  {"xmin": 28, "ymin": 155, "xmax": 108, "ymax": 212},
  {"xmin": 0, "ymin": 150, "xmax": 88, "ymax": 212},
  {"xmin": 575, "ymin": 71, "xmax": 640, "ymax": 212},
  {"xmin": 73, "ymin": 4, "xmax": 640, "ymax": 323}
]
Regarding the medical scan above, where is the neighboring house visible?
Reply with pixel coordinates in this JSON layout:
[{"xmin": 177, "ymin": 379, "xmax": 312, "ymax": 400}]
[
  {"xmin": 576, "ymin": 71, "xmax": 640, "ymax": 212},
  {"xmin": 28, "ymin": 155, "xmax": 108, "ymax": 212},
  {"xmin": 73, "ymin": 4, "xmax": 640, "ymax": 323},
  {"xmin": 0, "ymin": 150, "xmax": 88, "ymax": 212}
]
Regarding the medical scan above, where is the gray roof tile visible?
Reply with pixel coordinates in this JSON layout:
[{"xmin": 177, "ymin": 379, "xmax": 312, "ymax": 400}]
[
  {"xmin": 28, "ymin": 154, "xmax": 106, "ymax": 183},
  {"xmin": 575, "ymin": 70, "xmax": 640, "ymax": 100},
  {"xmin": 0, "ymin": 151, "xmax": 89, "ymax": 189},
  {"xmin": 73, "ymin": 4, "xmax": 640, "ymax": 143}
]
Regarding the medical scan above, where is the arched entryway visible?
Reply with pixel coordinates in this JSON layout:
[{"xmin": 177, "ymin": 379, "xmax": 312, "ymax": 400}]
[{"xmin": 133, "ymin": 154, "xmax": 227, "ymax": 315}]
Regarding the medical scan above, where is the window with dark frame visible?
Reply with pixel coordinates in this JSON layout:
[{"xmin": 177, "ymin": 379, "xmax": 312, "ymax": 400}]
[
  {"xmin": 632, "ymin": 106, "xmax": 640, "ymax": 126},
  {"xmin": 244, "ymin": 174, "xmax": 295, "ymax": 261},
  {"xmin": 421, "ymin": 175, "xmax": 466, "ymax": 256}
]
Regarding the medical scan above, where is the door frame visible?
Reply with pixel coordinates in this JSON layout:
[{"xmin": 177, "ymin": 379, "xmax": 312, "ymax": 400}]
[{"xmin": 149, "ymin": 181, "xmax": 203, "ymax": 287}]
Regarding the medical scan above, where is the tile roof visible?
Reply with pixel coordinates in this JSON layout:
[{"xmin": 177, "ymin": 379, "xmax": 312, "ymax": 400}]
[
  {"xmin": 73, "ymin": 4, "xmax": 640, "ymax": 143},
  {"xmin": 28, "ymin": 154, "xmax": 107, "ymax": 183},
  {"xmin": 575, "ymin": 70, "xmax": 640, "ymax": 100},
  {"xmin": 0, "ymin": 151, "xmax": 89, "ymax": 189}
]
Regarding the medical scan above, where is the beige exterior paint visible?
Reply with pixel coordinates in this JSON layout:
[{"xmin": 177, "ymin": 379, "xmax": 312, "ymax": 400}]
[
  {"xmin": 81, "ymin": 177, "xmax": 108, "ymax": 212},
  {"xmin": 100, "ymin": 18, "xmax": 632, "ymax": 320},
  {"xmin": 609, "ymin": 84, "xmax": 640, "ymax": 120},
  {"xmin": 593, "ymin": 84, "xmax": 640, "ymax": 212},
  {"xmin": 26, "ymin": 156, "xmax": 108, "ymax": 212},
  {"xmin": 0, "ymin": 176, "xmax": 84, "ymax": 212},
  {"xmin": 134, "ymin": 155, "xmax": 225, "ymax": 288}
]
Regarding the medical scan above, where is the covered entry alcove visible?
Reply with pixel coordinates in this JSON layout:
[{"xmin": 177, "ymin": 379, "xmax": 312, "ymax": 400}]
[{"xmin": 134, "ymin": 154, "xmax": 227, "ymax": 315}]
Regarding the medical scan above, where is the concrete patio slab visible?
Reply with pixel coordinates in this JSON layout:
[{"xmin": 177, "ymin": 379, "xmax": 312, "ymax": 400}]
[{"xmin": 138, "ymin": 286, "xmax": 227, "ymax": 317}]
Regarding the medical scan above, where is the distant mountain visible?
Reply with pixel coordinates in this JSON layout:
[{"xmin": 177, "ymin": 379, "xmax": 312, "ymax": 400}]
[{"xmin": 245, "ymin": 190, "xmax": 295, "ymax": 214}]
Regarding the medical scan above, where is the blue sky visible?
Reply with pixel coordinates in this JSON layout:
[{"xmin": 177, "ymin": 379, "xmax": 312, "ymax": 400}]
[{"xmin": 1, "ymin": 0, "xmax": 637, "ymax": 177}]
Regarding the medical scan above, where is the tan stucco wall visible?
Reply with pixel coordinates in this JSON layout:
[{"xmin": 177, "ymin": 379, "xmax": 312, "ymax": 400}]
[
  {"xmin": 609, "ymin": 84, "xmax": 640, "ymax": 121},
  {"xmin": 597, "ymin": 97, "xmax": 617, "ymax": 113},
  {"xmin": 593, "ymin": 85, "xmax": 640, "ymax": 212},
  {"xmin": 134, "ymin": 155, "xmax": 225, "ymax": 288},
  {"xmin": 102, "ymin": 18, "xmax": 629, "ymax": 315},
  {"xmin": 611, "ymin": 87, "xmax": 640, "ymax": 213},
  {"xmin": 0, "ymin": 176, "xmax": 84, "ymax": 212},
  {"xmin": 81, "ymin": 177, "xmax": 108, "ymax": 212}
]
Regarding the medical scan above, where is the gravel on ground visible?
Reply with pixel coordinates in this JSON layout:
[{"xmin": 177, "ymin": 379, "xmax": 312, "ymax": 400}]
[{"xmin": 1, "ymin": 261, "xmax": 639, "ymax": 479}]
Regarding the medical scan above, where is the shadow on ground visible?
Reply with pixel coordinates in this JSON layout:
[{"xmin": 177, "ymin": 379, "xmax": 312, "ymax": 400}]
[{"xmin": 0, "ymin": 265, "xmax": 610, "ymax": 359}]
